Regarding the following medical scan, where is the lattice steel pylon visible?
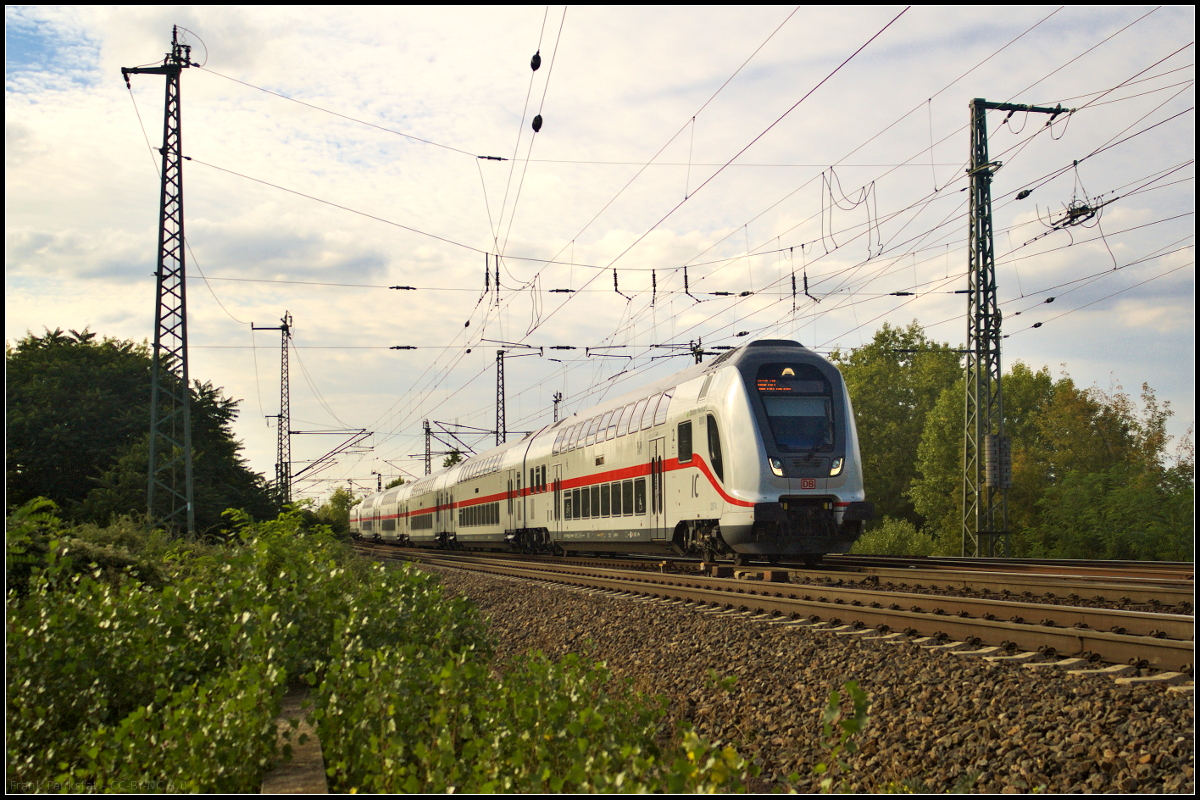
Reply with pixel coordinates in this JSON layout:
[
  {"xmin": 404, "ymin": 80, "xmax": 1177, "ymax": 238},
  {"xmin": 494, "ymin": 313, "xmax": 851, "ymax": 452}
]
[
  {"xmin": 496, "ymin": 350, "xmax": 506, "ymax": 446},
  {"xmin": 254, "ymin": 312, "xmax": 293, "ymax": 504},
  {"xmin": 963, "ymin": 98, "xmax": 1067, "ymax": 557},
  {"xmin": 277, "ymin": 313, "xmax": 292, "ymax": 504},
  {"xmin": 124, "ymin": 27, "xmax": 195, "ymax": 536},
  {"xmin": 424, "ymin": 419, "xmax": 432, "ymax": 475}
]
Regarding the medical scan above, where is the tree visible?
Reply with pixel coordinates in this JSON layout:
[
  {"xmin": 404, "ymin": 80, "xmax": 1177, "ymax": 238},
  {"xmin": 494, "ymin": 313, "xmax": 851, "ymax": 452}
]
[
  {"xmin": 6, "ymin": 328, "xmax": 276, "ymax": 533},
  {"xmin": 909, "ymin": 362, "xmax": 1059, "ymax": 553},
  {"xmin": 910, "ymin": 361, "xmax": 1193, "ymax": 560},
  {"xmin": 442, "ymin": 450, "xmax": 463, "ymax": 469},
  {"xmin": 310, "ymin": 485, "xmax": 361, "ymax": 537},
  {"xmin": 384, "ymin": 477, "xmax": 405, "ymax": 490},
  {"xmin": 830, "ymin": 322, "xmax": 961, "ymax": 527},
  {"xmin": 6, "ymin": 329, "xmax": 150, "ymax": 509}
]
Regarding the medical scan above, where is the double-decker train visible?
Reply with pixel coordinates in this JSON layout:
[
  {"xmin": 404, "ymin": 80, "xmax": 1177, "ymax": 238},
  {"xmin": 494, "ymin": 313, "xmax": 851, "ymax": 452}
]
[{"xmin": 349, "ymin": 339, "xmax": 872, "ymax": 563}]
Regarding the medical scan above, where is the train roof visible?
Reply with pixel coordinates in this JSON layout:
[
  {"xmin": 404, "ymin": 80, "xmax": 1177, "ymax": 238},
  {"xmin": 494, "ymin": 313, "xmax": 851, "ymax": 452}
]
[{"xmin": 355, "ymin": 339, "xmax": 828, "ymax": 507}]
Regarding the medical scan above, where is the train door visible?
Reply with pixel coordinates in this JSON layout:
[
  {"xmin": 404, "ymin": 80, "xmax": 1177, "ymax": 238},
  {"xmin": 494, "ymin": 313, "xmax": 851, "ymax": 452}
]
[
  {"xmin": 650, "ymin": 437, "xmax": 666, "ymax": 539},
  {"xmin": 506, "ymin": 469, "xmax": 516, "ymax": 531},
  {"xmin": 552, "ymin": 463, "xmax": 563, "ymax": 540}
]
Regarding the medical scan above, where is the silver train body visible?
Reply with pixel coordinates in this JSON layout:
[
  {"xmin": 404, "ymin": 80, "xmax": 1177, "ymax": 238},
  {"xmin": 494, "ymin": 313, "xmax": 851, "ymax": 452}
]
[{"xmin": 349, "ymin": 340, "xmax": 873, "ymax": 560}]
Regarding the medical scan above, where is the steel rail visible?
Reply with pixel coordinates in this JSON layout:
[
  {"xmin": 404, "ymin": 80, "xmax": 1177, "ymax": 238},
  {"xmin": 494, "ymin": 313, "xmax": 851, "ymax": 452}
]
[
  {"xmin": 824, "ymin": 554, "xmax": 1194, "ymax": 581},
  {"xmin": 798, "ymin": 568, "xmax": 1194, "ymax": 606},
  {"xmin": 386, "ymin": 546, "xmax": 1193, "ymax": 606},
  {"xmin": 395, "ymin": 550, "xmax": 1194, "ymax": 672}
]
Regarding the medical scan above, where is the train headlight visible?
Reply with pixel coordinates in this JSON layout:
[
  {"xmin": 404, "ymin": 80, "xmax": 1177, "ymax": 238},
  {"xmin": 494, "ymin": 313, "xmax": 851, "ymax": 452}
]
[
  {"xmin": 769, "ymin": 458, "xmax": 785, "ymax": 477},
  {"xmin": 830, "ymin": 457, "xmax": 844, "ymax": 477}
]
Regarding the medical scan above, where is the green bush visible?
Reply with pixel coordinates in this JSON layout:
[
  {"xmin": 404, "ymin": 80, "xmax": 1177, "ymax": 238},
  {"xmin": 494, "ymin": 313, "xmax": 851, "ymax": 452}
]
[
  {"xmin": 850, "ymin": 516, "xmax": 942, "ymax": 556},
  {"xmin": 7, "ymin": 501, "xmax": 754, "ymax": 793},
  {"xmin": 5, "ymin": 504, "xmax": 370, "ymax": 790},
  {"xmin": 315, "ymin": 645, "xmax": 754, "ymax": 793}
]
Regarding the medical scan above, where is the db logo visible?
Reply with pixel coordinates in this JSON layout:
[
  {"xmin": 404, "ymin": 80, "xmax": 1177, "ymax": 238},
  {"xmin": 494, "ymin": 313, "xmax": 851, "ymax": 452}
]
[{"xmin": 800, "ymin": 478, "xmax": 817, "ymax": 490}]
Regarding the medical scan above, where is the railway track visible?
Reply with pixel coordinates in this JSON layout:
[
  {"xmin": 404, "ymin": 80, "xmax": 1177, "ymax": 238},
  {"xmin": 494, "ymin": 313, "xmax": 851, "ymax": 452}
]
[
  {"xmin": 821, "ymin": 554, "xmax": 1194, "ymax": 582},
  {"xmin": 365, "ymin": 543, "xmax": 1192, "ymax": 606},
  {"xmin": 356, "ymin": 543, "xmax": 1194, "ymax": 674}
]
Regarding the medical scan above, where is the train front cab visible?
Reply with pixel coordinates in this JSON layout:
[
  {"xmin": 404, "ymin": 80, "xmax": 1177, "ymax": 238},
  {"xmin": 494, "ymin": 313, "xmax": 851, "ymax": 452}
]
[{"xmin": 713, "ymin": 342, "xmax": 873, "ymax": 558}]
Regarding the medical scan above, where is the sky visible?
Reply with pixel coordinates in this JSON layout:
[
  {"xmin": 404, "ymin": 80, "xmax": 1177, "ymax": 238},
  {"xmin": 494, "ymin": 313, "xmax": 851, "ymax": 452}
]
[{"xmin": 6, "ymin": 5, "xmax": 1195, "ymax": 502}]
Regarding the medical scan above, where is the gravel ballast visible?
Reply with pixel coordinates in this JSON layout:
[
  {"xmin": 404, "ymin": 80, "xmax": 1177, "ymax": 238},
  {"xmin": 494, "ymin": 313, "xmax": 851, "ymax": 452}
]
[{"xmin": 423, "ymin": 565, "xmax": 1194, "ymax": 793}]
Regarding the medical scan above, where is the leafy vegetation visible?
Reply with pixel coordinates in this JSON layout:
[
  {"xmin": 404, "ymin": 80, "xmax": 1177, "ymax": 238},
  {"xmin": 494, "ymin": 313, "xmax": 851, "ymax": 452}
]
[
  {"xmin": 831, "ymin": 322, "xmax": 961, "ymax": 525},
  {"xmin": 297, "ymin": 485, "xmax": 361, "ymax": 538},
  {"xmin": 849, "ymin": 517, "xmax": 939, "ymax": 557},
  {"xmin": 7, "ymin": 503, "xmax": 757, "ymax": 793},
  {"xmin": 813, "ymin": 680, "xmax": 870, "ymax": 793}
]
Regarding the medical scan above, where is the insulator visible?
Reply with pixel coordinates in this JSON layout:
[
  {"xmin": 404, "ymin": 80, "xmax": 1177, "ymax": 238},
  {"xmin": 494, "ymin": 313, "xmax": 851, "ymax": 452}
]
[
  {"xmin": 1016, "ymin": 189, "xmax": 1032, "ymax": 200},
  {"xmin": 532, "ymin": 114, "xmax": 543, "ymax": 133},
  {"xmin": 1044, "ymin": 297, "xmax": 1055, "ymax": 303},
  {"xmin": 531, "ymin": 51, "xmax": 541, "ymax": 71}
]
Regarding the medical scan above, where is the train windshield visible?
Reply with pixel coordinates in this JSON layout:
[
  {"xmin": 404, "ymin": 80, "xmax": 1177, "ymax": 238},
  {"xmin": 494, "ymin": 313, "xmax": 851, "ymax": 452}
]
[{"xmin": 754, "ymin": 363, "xmax": 833, "ymax": 452}]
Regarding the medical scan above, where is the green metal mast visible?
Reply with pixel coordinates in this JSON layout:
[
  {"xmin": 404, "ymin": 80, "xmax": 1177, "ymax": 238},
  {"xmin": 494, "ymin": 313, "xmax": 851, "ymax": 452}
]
[
  {"xmin": 963, "ymin": 98, "xmax": 1067, "ymax": 556},
  {"xmin": 123, "ymin": 27, "xmax": 195, "ymax": 537}
]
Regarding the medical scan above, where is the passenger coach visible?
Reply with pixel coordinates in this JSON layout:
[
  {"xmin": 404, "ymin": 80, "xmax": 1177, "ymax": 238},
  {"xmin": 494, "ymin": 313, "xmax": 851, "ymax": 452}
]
[{"xmin": 350, "ymin": 339, "xmax": 872, "ymax": 562}]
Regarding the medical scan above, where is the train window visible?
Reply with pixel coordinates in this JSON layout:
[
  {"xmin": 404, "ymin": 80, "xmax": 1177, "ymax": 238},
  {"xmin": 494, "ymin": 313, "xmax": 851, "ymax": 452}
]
[
  {"xmin": 678, "ymin": 420, "xmax": 693, "ymax": 463},
  {"xmin": 698, "ymin": 374, "xmax": 713, "ymax": 400},
  {"xmin": 590, "ymin": 486, "xmax": 600, "ymax": 518},
  {"xmin": 603, "ymin": 409, "xmax": 620, "ymax": 441},
  {"xmin": 585, "ymin": 416, "xmax": 602, "ymax": 446},
  {"xmin": 630, "ymin": 397, "xmax": 650, "ymax": 433},
  {"xmin": 597, "ymin": 410, "xmax": 615, "ymax": 443},
  {"xmin": 611, "ymin": 405, "xmax": 626, "ymax": 437},
  {"xmin": 634, "ymin": 478, "xmax": 647, "ymax": 514},
  {"xmin": 553, "ymin": 429, "xmax": 566, "ymax": 455},
  {"xmin": 654, "ymin": 389, "xmax": 674, "ymax": 426},
  {"xmin": 639, "ymin": 395, "xmax": 657, "ymax": 430},
  {"xmin": 622, "ymin": 480, "xmax": 634, "ymax": 516},
  {"xmin": 580, "ymin": 486, "xmax": 591, "ymax": 518},
  {"xmin": 707, "ymin": 414, "xmax": 724, "ymax": 482},
  {"xmin": 600, "ymin": 484, "xmax": 610, "ymax": 517},
  {"xmin": 761, "ymin": 396, "xmax": 833, "ymax": 452},
  {"xmin": 564, "ymin": 490, "xmax": 573, "ymax": 520},
  {"xmin": 755, "ymin": 363, "xmax": 834, "ymax": 452},
  {"xmin": 616, "ymin": 403, "xmax": 635, "ymax": 437}
]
